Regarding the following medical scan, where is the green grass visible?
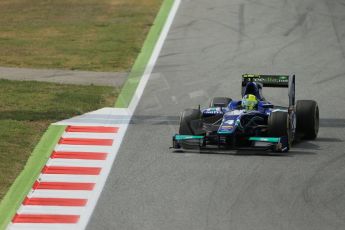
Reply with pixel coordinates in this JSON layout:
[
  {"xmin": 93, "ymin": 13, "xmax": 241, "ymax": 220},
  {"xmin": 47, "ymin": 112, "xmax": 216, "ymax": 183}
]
[
  {"xmin": 0, "ymin": 0, "xmax": 163, "ymax": 71},
  {"xmin": 0, "ymin": 79, "xmax": 118, "ymax": 199},
  {"xmin": 0, "ymin": 125, "xmax": 65, "ymax": 230}
]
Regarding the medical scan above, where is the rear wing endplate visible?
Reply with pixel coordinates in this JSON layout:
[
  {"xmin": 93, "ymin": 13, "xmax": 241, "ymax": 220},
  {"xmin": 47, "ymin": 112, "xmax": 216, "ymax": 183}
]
[{"xmin": 242, "ymin": 74, "xmax": 295, "ymax": 106}]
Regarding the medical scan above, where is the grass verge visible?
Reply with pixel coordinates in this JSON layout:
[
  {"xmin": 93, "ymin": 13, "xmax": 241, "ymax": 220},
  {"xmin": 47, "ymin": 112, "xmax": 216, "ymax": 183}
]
[
  {"xmin": 0, "ymin": 0, "xmax": 163, "ymax": 71},
  {"xmin": 0, "ymin": 125, "xmax": 65, "ymax": 230}
]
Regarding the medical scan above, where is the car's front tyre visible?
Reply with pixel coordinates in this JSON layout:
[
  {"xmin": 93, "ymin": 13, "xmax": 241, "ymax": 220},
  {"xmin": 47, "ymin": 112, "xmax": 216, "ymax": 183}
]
[
  {"xmin": 179, "ymin": 109, "xmax": 201, "ymax": 135},
  {"xmin": 268, "ymin": 111, "xmax": 291, "ymax": 151},
  {"xmin": 178, "ymin": 109, "xmax": 202, "ymax": 149}
]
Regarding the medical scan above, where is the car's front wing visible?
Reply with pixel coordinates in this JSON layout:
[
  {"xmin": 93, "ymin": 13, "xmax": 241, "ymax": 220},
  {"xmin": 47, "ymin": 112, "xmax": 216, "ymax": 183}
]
[{"xmin": 171, "ymin": 135, "xmax": 289, "ymax": 152}]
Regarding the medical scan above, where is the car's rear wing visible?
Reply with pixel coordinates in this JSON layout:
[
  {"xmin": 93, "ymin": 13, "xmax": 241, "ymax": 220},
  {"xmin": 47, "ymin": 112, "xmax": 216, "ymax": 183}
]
[{"xmin": 242, "ymin": 74, "xmax": 295, "ymax": 106}]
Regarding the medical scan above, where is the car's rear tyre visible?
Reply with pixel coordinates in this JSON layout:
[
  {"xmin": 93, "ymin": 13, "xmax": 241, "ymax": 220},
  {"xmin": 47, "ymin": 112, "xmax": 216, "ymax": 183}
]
[
  {"xmin": 210, "ymin": 97, "xmax": 232, "ymax": 108},
  {"xmin": 296, "ymin": 100, "xmax": 319, "ymax": 140},
  {"xmin": 268, "ymin": 111, "xmax": 291, "ymax": 151}
]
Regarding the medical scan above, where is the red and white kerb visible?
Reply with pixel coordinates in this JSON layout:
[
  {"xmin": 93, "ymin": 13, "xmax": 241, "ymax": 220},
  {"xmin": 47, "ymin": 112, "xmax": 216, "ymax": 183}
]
[{"xmin": 8, "ymin": 125, "xmax": 121, "ymax": 230}]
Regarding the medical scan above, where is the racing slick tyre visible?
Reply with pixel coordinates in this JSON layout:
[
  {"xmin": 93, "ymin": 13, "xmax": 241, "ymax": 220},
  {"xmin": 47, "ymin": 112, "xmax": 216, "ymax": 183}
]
[
  {"xmin": 268, "ymin": 111, "xmax": 291, "ymax": 151},
  {"xmin": 179, "ymin": 109, "xmax": 201, "ymax": 135},
  {"xmin": 210, "ymin": 97, "xmax": 232, "ymax": 108},
  {"xmin": 296, "ymin": 100, "xmax": 319, "ymax": 140},
  {"xmin": 179, "ymin": 109, "xmax": 202, "ymax": 149}
]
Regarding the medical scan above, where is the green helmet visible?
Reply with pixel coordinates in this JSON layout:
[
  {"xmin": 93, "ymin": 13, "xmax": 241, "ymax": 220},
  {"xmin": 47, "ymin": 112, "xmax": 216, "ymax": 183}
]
[{"xmin": 241, "ymin": 94, "xmax": 258, "ymax": 110}]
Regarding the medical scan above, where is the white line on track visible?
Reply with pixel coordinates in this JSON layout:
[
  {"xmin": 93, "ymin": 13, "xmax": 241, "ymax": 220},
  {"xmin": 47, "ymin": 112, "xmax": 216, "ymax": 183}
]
[
  {"xmin": 39, "ymin": 175, "xmax": 99, "ymax": 183},
  {"xmin": 46, "ymin": 159, "xmax": 106, "ymax": 167},
  {"xmin": 62, "ymin": 132, "xmax": 118, "ymax": 139},
  {"xmin": 29, "ymin": 190, "xmax": 91, "ymax": 199},
  {"xmin": 54, "ymin": 145, "xmax": 114, "ymax": 153},
  {"xmin": 8, "ymin": 224, "xmax": 78, "ymax": 230},
  {"xmin": 17, "ymin": 206, "xmax": 84, "ymax": 215},
  {"xmin": 127, "ymin": 0, "xmax": 182, "ymax": 113}
]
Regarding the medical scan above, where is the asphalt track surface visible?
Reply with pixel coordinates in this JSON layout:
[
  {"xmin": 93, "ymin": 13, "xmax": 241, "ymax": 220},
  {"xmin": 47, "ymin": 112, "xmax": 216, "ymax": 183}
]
[
  {"xmin": 0, "ymin": 67, "xmax": 127, "ymax": 87},
  {"xmin": 88, "ymin": 0, "xmax": 345, "ymax": 229}
]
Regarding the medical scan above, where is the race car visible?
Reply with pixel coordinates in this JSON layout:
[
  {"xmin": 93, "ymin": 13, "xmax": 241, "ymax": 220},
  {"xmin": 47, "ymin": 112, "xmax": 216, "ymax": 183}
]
[{"xmin": 171, "ymin": 74, "xmax": 319, "ymax": 152}]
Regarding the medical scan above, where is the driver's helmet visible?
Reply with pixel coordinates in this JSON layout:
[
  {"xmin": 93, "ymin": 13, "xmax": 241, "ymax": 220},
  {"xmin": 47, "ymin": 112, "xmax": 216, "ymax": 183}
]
[{"xmin": 241, "ymin": 94, "xmax": 258, "ymax": 111}]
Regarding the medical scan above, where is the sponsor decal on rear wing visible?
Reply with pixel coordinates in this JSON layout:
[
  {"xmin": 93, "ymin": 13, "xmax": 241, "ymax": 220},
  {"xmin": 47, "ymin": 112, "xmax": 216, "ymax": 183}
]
[
  {"xmin": 242, "ymin": 74, "xmax": 289, "ymax": 88},
  {"xmin": 242, "ymin": 74, "xmax": 296, "ymax": 106}
]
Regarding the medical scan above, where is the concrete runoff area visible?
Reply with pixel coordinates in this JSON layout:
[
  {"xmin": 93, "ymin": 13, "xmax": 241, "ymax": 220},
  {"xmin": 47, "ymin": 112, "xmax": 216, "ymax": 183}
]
[
  {"xmin": 88, "ymin": 0, "xmax": 345, "ymax": 230},
  {"xmin": 0, "ymin": 67, "xmax": 127, "ymax": 87}
]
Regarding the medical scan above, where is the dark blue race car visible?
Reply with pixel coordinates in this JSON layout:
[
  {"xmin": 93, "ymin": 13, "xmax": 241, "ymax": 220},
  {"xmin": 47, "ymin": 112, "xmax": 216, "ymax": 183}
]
[{"xmin": 172, "ymin": 74, "xmax": 319, "ymax": 153}]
